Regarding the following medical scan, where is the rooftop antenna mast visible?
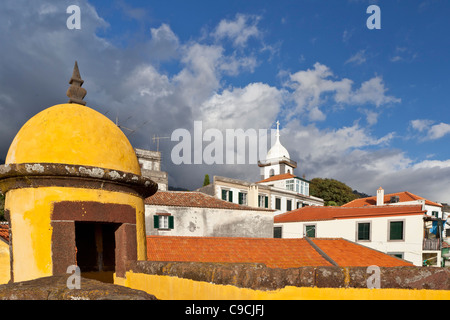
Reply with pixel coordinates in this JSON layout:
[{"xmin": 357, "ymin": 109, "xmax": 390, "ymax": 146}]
[
  {"xmin": 115, "ymin": 115, "xmax": 135, "ymax": 136},
  {"xmin": 152, "ymin": 134, "xmax": 170, "ymax": 152}
]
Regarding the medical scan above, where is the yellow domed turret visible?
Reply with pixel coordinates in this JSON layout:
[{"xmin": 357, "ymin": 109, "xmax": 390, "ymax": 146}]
[
  {"xmin": 6, "ymin": 103, "xmax": 141, "ymax": 175},
  {"xmin": 0, "ymin": 62, "xmax": 157, "ymax": 284}
]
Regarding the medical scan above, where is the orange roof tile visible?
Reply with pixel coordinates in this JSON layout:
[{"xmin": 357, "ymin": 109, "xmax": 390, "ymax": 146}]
[
  {"xmin": 310, "ymin": 238, "xmax": 412, "ymax": 267},
  {"xmin": 256, "ymin": 173, "xmax": 297, "ymax": 184},
  {"xmin": 343, "ymin": 191, "xmax": 442, "ymax": 208},
  {"xmin": 274, "ymin": 205, "xmax": 425, "ymax": 223},
  {"xmin": 146, "ymin": 236, "xmax": 413, "ymax": 268},
  {"xmin": 145, "ymin": 191, "xmax": 273, "ymax": 211},
  {"xmin": 0, "ymin": 223, "xmax": 9, "ymax": 243}
]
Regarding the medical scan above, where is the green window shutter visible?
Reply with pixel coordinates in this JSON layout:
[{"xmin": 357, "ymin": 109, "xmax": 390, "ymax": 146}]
[
  {"xmin": 221, "ymin": 189, "xmax": 227, "ymax": 200},
  {"xmin": 358, "ymin": 223, "xmax": 370, "ymax": 241},
  {"xmin": 168, "ymin": 216, "xmax": 174, "ymax": 229},
  {"xmin": 305, "ymin": 225, "xmax": 316, "ymax": 238},
  {"xmin": 153, "ymin": 215, "xmax": 159, "ymax": 229},
  {"xmin": 274, "ymin": 227, "xmax": 282, "ymax": 238},
  {"xmin": 238, "ymin": 192, "xmax": 243, "ymax": 205},
  {"xmin": 228, "ymin": 190, "xmax": 233, "ymax": 203},
  {"xmin": 390, "ymin": 221, "xmax": 404, "ymax": 240},
  {"xmin": 275, "ymin": 198, "xmax": 281, "ymax": 210},
  {"xmin": 265, "ymin": 196, "xmax": 268, "ymax": 208}
]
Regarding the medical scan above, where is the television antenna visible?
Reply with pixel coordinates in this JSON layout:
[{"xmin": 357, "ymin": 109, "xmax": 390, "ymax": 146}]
[
  {"xmin": 152, "ymin": 134, "xmax": 170, "ymax": 152},
  {"xmin": 115, "ymin": 116, "xmax": 135, "ymax": 136}
]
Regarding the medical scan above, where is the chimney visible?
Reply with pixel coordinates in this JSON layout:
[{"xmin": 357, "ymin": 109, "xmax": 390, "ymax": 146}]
[{"xmin": 376, "ymin": 187, "xmax": 384, "ymax": 206}]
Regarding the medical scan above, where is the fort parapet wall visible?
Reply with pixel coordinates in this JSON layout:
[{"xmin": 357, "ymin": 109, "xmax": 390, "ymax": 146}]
[{"xmin": 114, "ymin": 261, "xmax": 450, "ymax": 300}]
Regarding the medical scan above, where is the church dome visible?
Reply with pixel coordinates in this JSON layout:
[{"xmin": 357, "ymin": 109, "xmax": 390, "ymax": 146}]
[
  {"xmin": 266, "ymin": 121, "xmax": 290, "ymax": 160},
  {"xmin": 5, "ymin": 103, "xmax": 141, "ymax": 175},
  {"xmin": 266, "ymin": 138, "xmax": 290, "ymax": 160}
]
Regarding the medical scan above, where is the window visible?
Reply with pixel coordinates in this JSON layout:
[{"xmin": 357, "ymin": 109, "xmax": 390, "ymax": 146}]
[
  {"xmin": 286, "ymin": 199, "xmax": 292, "ymax": 211},
  {"xmin": 275, "ymin": 198, "xmax": 281, "ymax": 210},
  {"xmin": 389, "ymin": 220, "xmax": 404, "ymax": 241},
  {"xmin": 153, "ymin": 214, "xmax": 174, "ymax": 230},
  {"xmin": 286, "ymin": 179, "xmax": 294, "ymax": 191},
  {"xmin": 221, "ymin": 189, "xmax": 233, "ymax": 202},
  {"xmin": 269, "ymin": 169, "xmax": 275, "ymax": 177},
  {"xmin": 304, "ymin": 224, "xmax": 316, "ymax": 238},
  {"xmin": 357, "ymin": 222, "xmax": 371, "ymax": 241},
  {"xmin": 238, "ymin": 192, "xmax": 247, "ymax": 205},
  {"xmin": 388, "ymin": 252, "xmax": 404, "ymax": 259},
  {"xmin": 258, "ymin": 194, "xmax": 268, "ymax": 208},
  {"xmin": 297, "ymin": 201, "xmax": 302, "ymax": 209},
  {"xmin": 295, "ymin": 180, "xmax": 300, "ymax": 193},
  {"xmin": 432, "ymin": 211, "xmax": 439, "ymax": 218},
  {"xmin": 274, "ymin": 227, "xmax": 282, "ymax": 238}
]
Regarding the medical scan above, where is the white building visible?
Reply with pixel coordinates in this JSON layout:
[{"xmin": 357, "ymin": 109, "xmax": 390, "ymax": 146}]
[
  {"xmin": 197, "ymin": 122, "xmax": 324, "ymax": 213},
  {"xmin": 274, "ymin": 192, "xmax": 447, "ymax": 267},
  {"xmin": 145, "ymin": 191, "xmax": 274, "ymax": 238},
  {"xmin": 135, "ymin": 148, "xmax": 168, "ymax": 191}
]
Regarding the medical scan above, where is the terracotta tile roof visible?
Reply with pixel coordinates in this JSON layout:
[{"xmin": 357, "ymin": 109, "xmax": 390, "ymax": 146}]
[
  {"xmin": 146, "ymin": 236, "xmax": 413, "ymax": 268},
  {"xmin": 274, "ymin": 205, "xmax": 425, "ymax": 223},
  {"xmin": 145, "ymin": 191, "xmax": 273, "ymax": 211},
  {"xmin": 0, "ymin": 223, "xmax": 9, "ymax": 243},
  {"xmin": 343, "ymin": 191, "xmax": 442, "ymax": 208},
  {"xmin": 310, "ymin": 238, "xmax": 413, "ymax": 267},
  {"xmin": 256, "ymin": 173, "xmax": 296, "ymax": 184}
]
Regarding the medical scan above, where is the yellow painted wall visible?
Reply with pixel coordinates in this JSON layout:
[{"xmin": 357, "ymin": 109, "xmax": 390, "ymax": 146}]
[
  {"xmin": 116, "ymin": 271, "xmax": 450, "ymax": 300},
  {"xmin": 0, "ymin": 240, "xmax": 10, "ymax": 284},
  {"xmin": 6, "ymin": 187, "xmax": 146, "ymax": 283}
]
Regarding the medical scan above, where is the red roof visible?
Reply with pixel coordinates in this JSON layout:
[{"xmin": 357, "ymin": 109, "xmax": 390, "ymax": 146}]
[
  {"xmin": 256, "ymin": 173, "xmax": 296, "ymax": 184},
  {"xmin": 343, "ymin": 191, "xmax": 442, "ymax": 208},
  {"xmin": 274, "ymin": 205, "xmax": 425, "ymax": 223},
  {"xmin": 147, "ymin": 236, "xmax": 413, "ymax": 268},
  {"xmin": 145, "ymin": 191, "xmax": 273, "ymax": 211},
  {"xmin": 0, "ymin": 223, "xmax": 9, "ymax": 243}
]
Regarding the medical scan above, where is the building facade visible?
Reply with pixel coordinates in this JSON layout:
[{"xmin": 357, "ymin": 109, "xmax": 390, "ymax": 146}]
[
  {"xmin": 197, "ymin": 122, "xmax": 324, "ymax": 213},
  {"xmin": 274, "ymin": 204, "xmax": 443, "ymax": 267},
  {"xmin": 135, "ymin": 148, "xmax": 168, "ymax": 191},
  {"xmin": 145, "ymin": 191, "xmax": 274, "ymax": 238}
]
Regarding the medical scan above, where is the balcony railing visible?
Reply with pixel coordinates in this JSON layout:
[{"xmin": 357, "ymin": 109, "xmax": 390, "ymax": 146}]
[{"xmin": 423, "ymin": 238, "xmax": 440, "ymax": 251}]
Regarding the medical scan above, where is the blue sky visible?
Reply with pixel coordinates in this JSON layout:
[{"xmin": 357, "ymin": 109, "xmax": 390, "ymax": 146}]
[{"xmin": 1, "ymin": 0, "xmax": 450, "ymax": 202}]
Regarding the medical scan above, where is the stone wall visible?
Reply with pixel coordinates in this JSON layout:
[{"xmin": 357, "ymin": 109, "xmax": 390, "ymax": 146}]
[{"xmin": 128, "ymin": 261, "xmax": 450, "ymax": 291}]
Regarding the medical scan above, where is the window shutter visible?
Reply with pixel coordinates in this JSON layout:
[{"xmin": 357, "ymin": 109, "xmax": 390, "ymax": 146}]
[
  {"xmin": 238, "ymin": 192, "xmax": 243, "ymax": 205},
  {"xmin": 221, "ymin": 189, "xmax": 227, "ymax": 200},
  {"xmin": 168, "ymin": 216, "xmax": 174, "ymax": 229},
  {"xmin": 265, "ymin": 196, "xmax": 268, "ymax": 208},
  {"xmin": 228, "ymin": 190, "xmax": 233, "ymax": 203},
  {"xmin": 153, "ymin": 215, "xmax": 159, "ymax": 229}
]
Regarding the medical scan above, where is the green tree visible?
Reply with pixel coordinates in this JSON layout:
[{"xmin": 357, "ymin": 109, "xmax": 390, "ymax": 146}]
[
  {"xmin": 203, "ymin": 174, "xmax": 210, "ymax": 187},
  {"xmin": 310, "ymin": 178, "xmax": 358, "ymax": 206}
]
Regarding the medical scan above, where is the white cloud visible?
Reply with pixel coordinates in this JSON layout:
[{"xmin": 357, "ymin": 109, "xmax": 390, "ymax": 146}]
[
  {"xmin": 345, "ymin": 50, "xmax": 367, "ymax": 65},
  {"xmin": 198, "ymin": 82, "xmax": 283, "ymax": 129},
  {"xmin": 148, "ymin": 24, "xmax": 180, "ymax": 60},
  {"xmin": 411, "ymin": 120, "xmax": 450, "ymax": 140},
  {"xmin": 285, "ymin": 63, "xmax": 400, "ymax": 121},
  {"xmin": 212, "ymin": 13, "xmax": 261, "ymax": 47}
]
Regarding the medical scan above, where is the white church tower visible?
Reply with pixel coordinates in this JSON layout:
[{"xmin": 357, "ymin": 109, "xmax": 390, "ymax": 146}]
[{"xmin": 258, "ymin": 121, "xmax": 297, "ymax": 180}]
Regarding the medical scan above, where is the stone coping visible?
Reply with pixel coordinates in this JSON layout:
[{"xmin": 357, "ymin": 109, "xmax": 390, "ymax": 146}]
[
  {"xmin": 128, "ymin": 261, "xmax": 450, "ymax": 291},
  {"xmin": 0, "ymin": 163, "xmax": 158, "ymax": 198}
]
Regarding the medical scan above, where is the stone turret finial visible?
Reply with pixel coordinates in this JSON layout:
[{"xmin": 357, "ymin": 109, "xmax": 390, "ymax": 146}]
[{"xmin": 66, "ymin": 61, "xmax": 87, "ymax": 105}]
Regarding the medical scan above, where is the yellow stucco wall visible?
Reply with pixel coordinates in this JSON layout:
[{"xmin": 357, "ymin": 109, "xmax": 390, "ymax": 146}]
[
  {"xmin": 0, "ymin": 240, "xmax": 10, "ymax": 284},
  {"xmin": 6, "ymin": 187, "xmax": 146, "ymax": 283},
  {"xmin": 116, "ymin": 271, "xmax": 450, "ymax": 300}
]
